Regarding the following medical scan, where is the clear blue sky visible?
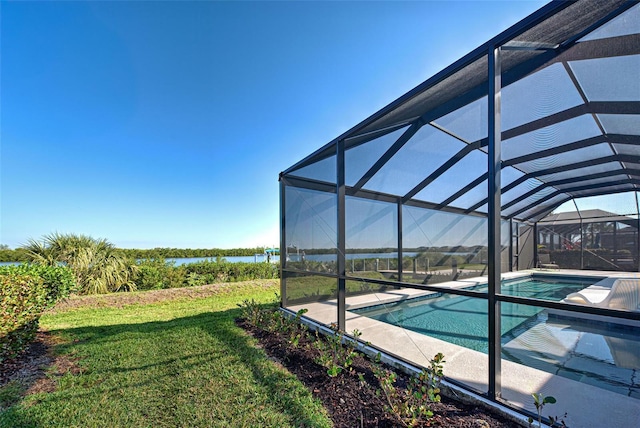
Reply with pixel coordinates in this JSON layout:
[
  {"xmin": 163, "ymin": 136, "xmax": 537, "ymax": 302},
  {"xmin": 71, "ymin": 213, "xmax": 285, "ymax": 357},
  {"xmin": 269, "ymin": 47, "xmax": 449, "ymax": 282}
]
[{"xmin": 1, "ymin": 0, "xmax": 546, "ymax": 249}]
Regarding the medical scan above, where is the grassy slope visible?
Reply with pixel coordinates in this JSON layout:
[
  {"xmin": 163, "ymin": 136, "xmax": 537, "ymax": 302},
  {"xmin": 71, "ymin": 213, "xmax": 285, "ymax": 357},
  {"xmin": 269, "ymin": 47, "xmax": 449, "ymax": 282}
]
[{"xmin": 0, "ymin": 280, "xmax": 331, "ymax": 428}]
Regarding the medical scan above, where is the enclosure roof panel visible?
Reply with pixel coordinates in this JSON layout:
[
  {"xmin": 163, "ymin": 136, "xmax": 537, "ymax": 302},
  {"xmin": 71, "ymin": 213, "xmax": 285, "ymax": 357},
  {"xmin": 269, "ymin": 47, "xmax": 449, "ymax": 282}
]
[
  {"xmin": 348, "ymin": 0, "xmax": 634, "ymax": 139},
  {"xmin": 282, "ymin": 0, "xmax": 640, "ymax": 223}
]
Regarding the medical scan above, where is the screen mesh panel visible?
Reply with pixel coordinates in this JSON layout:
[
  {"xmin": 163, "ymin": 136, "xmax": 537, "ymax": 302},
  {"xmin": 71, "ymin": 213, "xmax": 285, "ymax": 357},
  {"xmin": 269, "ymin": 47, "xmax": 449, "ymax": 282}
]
[
  {"xmin": 580, "ymin": 3, "xmax": 640, "ymax": 41},
  {"xmin": 413, "ymin": 149, "xmax": 488, "ymax": 205},
  {"xmin": 345, "ymin": 126, "xmax": 409, "ymax": 187},
  {"xmin": 502, "ymin": 115, "xmax": 603, "ymax": 162},
  {"xmin": 362, "ymin": 125, "xmax": 467, "ymax": 196}
]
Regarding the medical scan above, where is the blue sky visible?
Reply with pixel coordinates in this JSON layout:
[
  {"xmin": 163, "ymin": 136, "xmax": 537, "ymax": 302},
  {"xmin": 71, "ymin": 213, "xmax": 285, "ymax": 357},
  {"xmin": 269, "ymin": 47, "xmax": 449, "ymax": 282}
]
[{"xmin": 1, "ymin": 0, "xmax": 547, "ymax": 249}]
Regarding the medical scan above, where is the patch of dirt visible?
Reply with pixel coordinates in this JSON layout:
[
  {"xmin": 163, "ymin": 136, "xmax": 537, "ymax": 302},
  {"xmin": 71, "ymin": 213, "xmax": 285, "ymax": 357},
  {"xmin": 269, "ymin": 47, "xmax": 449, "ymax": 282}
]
[
  {"xmin": 49, "ymin": 279, "xmax": 278, "ymax": 312},
  {"xmin": 1, "ymin": 331, "xmax": 83, "ymax": 402},
  {"xmin": 238, "ymin": 319, "xmax": 523, "ymax": 428}
]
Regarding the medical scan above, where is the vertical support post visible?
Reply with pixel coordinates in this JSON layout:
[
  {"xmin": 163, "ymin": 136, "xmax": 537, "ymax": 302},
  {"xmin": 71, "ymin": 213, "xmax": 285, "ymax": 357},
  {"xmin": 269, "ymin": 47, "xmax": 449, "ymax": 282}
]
[
  {"xmin": 397, "ymin": 198, "xmax": 403, "ymax": 282},
  {"xmin": 580, "ymin": 218, "xmax": 585, "ymax": 269},
  {"xmin": 337, "ymin": 140, "xmax": 346, "ymax": 331},
  {"xmin": 613, "ymin": 222, "xmax": 618, "ymax": 267},
  {"xmin": 508, "ymin": 218, "xmax": 513, "ymax": 272},
  {"xmin": 487, "ymin": 44, "xmax": 502, "ymax": 400},
  {"xmin": 533, "ymin": 223, "xmax": 538, "ymax": 268},
  {"xmin": 636, "ymin": 192, "xmax": 640, "ymax": 272},
  {"xmin": 575, "ymin": 199, "xmax": 583, "ymax": 269},
  {"xmin": 279, "ymin": 176, "xmax": 287, "ymax": 307}
]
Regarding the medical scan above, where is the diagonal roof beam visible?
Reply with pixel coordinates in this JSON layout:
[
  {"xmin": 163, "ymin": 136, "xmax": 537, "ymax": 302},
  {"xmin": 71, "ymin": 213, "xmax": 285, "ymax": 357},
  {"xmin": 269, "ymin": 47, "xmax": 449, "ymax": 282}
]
[
  {"xmin": 504, "ymin": 133, "xmax": 640, "ymax": 166},
  {"xmin": 506, "ymin": 152, "xmax": 639, "ymax": 191},
  {"xmin": 466, "ymin": 154, "xmax": 640, "ymax": 213},
  {"xmin": 503, "ymin": 134, "xmax": 607, "ymax": 166},
  {"xmin": 553, "ymin": 33, "xmax": 640, "ymax": 63},
  {"xmin": 493, "ymin": 102, "xmax": 639, "ymax": 146},
  {"xmin": 434, "ymin": 135, "xmax": 638, "ymax": 212},
  {"xmin": 343, "ymin": 122, "xmax": 413, "ymax": 151},
  {"xmin": 411, "ymin": 33, "xmax": 640, "ymax": 149},
  {"xmin": 508, "ymin": 179, "xmax": 640, "ymax": 219},
  {"xmin": 458, "ymin": 101, "xmax": 639, "ymax": 160},
  {"xmin": 506, "ymin": 101, "xmax": 640, "ymax": 141},
  {"xmin": 523, "ymin": 187, "xmax": 640, "ymax": 223},
  {"xmin": 435, "ymin": 173, "xmax": 488, "ymax": 210},
  {"xmin": 503, "ymin": 169, "xmax": 640, "ymax": 212},
  {"xmin": 402, "ymin": 141, "xmax": 481, "ymax": 203},
  {"xmin": 352, "ymin": 120, "xmax": 424, "ymax": 191}
]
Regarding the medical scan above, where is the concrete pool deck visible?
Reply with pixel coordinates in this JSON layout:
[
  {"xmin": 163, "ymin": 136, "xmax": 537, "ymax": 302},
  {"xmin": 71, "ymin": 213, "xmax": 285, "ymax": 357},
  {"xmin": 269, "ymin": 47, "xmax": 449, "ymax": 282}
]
[{"xmin": 287, "ymin": 269, "xmax": 640, "ymax": 427}]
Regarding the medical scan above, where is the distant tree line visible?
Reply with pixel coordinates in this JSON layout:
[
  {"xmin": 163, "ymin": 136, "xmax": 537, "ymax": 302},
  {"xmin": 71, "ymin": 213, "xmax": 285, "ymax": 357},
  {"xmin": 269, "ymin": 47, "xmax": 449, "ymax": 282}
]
[
  {"xmin": 0, "ymin": 248, "xmax": 29, "ymax": 262},
  {"xmin": 0, "ymin": 246, "xmax": 273, "ymax": 262},
  {"xmin": 120, "ymin": 247, "xmax": 271, "ymax": 259}
]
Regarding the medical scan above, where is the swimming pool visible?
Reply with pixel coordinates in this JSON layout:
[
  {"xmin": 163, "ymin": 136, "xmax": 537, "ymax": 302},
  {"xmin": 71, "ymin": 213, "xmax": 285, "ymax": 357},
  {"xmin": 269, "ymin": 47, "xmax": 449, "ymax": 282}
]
[{"xmin": 353, "ymin": 275, "xmax": 640, "ymax": 398}]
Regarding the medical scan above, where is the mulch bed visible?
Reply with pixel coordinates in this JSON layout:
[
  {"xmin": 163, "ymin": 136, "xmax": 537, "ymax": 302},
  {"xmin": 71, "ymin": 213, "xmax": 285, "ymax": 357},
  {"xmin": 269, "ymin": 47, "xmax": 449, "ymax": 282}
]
[{"xmin": 238, "ymin": 319, "xmax": 523, "ymax": 427}]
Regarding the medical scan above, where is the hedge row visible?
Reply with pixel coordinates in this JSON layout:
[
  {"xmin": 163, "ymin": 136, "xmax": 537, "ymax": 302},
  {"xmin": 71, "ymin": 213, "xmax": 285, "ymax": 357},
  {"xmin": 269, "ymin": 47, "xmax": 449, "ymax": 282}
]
[
  {"xmin": 0, "ymin": 264, "xmax": 75, "ymax": 362},
  {"xmin": 133, "ymin": 258, "xmax": 279, "ymax": 290}
]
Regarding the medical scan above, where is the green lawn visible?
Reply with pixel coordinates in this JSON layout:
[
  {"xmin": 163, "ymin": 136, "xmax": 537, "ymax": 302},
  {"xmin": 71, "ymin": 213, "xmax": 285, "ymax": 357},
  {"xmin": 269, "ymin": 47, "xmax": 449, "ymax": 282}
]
[{"xmin": 0, "ymin": 280, "xmax": 331, "ymax": 428}]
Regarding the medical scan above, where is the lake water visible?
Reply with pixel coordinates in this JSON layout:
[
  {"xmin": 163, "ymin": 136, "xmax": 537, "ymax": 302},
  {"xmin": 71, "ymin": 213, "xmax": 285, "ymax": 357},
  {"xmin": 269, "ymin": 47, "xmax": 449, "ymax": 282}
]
[
  {"xmin": 167, "ymin": 255, "xmax": 280, "ymax": 265},
  {"xmin": 285, "ymin": 252, "xmax": 418, "ymax": 262},
  {"xmin": 0, "ymin": 252, "xmax": 423, "ymax": 266},
  {"xmin": 170, "ymin": 252, "xmax": 417, "ymax": 264}
]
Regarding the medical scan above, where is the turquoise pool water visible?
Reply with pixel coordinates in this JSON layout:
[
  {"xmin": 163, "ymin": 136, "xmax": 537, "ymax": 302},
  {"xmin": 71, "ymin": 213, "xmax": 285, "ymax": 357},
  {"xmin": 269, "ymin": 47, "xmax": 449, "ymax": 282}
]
[
  {"xmin": 354, "ymin": 276, "xmax": 592, "ymax": 353},
  {"xmin": 353, "ymin": 275, "xmax": 640, "ymax": 398}
]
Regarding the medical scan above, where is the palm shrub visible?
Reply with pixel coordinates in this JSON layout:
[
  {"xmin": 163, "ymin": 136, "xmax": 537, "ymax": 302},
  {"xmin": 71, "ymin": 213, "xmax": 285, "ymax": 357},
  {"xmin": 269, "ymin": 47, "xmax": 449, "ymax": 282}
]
[{"xmin": 22, "ymin": 233, "xmax": 137, "ymax": 294}]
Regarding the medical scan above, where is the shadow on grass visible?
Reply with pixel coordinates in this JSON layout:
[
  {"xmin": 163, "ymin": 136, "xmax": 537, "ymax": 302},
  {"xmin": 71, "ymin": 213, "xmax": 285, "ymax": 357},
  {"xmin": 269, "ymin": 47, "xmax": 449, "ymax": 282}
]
[{"xmin": 0, "ymin": 306, "xmax": 326, "ymax": 428}]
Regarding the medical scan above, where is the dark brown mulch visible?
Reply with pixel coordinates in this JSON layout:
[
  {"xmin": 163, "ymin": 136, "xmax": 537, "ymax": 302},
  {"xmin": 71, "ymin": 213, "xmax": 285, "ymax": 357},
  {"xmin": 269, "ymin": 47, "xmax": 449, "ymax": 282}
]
[{"xmin": 238, "ymin": 319, "xmax": 523, "ymax": 428}]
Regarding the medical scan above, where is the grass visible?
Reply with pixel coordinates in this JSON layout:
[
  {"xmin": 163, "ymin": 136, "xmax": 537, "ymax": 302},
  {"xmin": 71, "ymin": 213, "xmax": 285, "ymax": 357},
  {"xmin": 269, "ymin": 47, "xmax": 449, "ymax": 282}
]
[{"xmin": 0, "ymin": 279, "xmax": 331, "ymax": 428}]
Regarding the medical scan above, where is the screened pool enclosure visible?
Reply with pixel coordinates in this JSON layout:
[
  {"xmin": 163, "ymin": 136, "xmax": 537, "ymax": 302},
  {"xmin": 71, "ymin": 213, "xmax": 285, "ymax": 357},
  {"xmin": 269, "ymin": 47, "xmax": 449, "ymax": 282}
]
[{"xmin": 279, "ymin": 0, "xmax": 639, "ymax": 425}]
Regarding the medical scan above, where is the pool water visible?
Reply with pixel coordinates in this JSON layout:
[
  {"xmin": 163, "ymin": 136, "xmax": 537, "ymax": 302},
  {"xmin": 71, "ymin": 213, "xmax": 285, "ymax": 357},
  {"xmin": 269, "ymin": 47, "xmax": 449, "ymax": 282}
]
[
  {"xmin": 353, "ymin": 275, "xmax": 640, "ymax": 398},
  {"xmin": 354, "ymin": 276, "xmax": 592, "ymax": 353}
]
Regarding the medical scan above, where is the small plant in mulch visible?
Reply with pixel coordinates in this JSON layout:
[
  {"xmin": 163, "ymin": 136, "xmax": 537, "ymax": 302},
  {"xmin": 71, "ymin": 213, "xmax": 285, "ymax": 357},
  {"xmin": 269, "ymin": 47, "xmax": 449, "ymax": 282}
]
[
  {"xmin": 238, "ymin": 296, "xmax": 310, "ymax": 348},
  {"xmin": 528, "ymin": 393, "xmax": 567, "ymax": 428},
  {"xmin": 312, "ymin": 325, "xmax": 362, "ymax": 377},
  {"xmin": 373, "ymin": 352, "xmax": 445, "ymax": 427}
]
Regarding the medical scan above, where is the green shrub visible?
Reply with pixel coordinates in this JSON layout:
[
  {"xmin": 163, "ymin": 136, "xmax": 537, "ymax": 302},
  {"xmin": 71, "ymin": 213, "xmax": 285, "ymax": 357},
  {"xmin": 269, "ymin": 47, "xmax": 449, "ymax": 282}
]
[
  {"xmin": 184, "ymin": 259, "xmax": 278, "ymax": 283},
  {"xmin": 134, "ymin": 258, "xmax": 277, "ymax": 290},
  {"xmin": 0, "ymin": 272, "xmax": 47, "ymax": 362},
  {"xmin": 0, "ymin": 264, "xmax": 75, "ymax": 362},
  {"xmin": 5, "ymin": 264, "xmax": 76, "ymax": 305},
  {"xmin": 134, "ymin": 258, "xmax": 186, "ymax": 290}
]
